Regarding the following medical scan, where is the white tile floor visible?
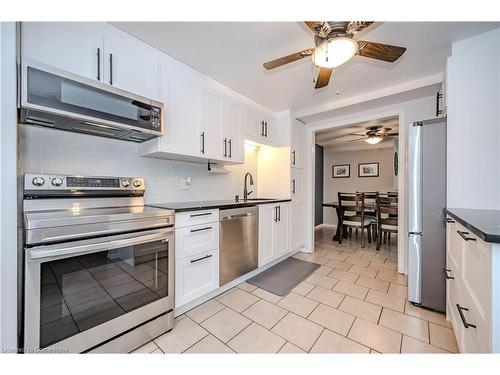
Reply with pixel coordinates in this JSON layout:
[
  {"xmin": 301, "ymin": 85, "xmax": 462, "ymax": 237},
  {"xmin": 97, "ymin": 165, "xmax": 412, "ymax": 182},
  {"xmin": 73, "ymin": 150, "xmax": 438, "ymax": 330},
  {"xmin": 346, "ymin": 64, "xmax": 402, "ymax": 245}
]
[{"xmin": 131, "ymin": 227, "xmax": 458, "ymax": 354}]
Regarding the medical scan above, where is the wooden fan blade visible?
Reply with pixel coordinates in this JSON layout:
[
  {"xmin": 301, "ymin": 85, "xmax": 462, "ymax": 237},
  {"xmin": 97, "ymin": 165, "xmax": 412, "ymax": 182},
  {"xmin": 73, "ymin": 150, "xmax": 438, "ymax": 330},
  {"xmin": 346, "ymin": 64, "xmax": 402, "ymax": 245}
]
[
  {"xmin": 348, "ymin": 137, "xmax": 366, "ymax": 142},
  {"xmin": 315, "ymin": 67, "xmax": 332, "ymax": 89},
  {"xmin": 263, "ymin": 48, "xmax": 315, "ymax": 70},
  {"xmin": 357, "ymin": 41, "xmax": 406, "ymax": 62},
  {"xmin": 346, "ymin": 21, "xmax": 374, "ymax": 34},
  {"xmin": 378, "ymin": 127, "xmax": 393, "ymax": 134},
  {"xmin": 384, "ymin": 133, "xmax": 399, "ymax": 137},
  {"xmin": 304, "ymin": 22, "xmax": 323, "ymax": 31},
  {"xmin": 304, "ymin": 21, "xmax": 331, "ymax": 38}
]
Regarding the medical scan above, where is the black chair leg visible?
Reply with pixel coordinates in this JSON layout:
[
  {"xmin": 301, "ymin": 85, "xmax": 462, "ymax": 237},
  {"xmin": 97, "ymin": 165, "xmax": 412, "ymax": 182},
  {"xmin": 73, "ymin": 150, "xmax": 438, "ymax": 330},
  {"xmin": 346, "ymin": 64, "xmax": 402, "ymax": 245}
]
[
  {"xmin": 355, "ymin": 228, "xmax": 358, "ymax": 237},
  {"xmin": 338, "ymin": 223, "xmax": 343, "ymax": 244},
  {"xmin": 367, "ymin": 226, "xmax": 372, "ymax": 243},
  {"xmin": 388, "ymin": 232, "xmax": 391, "ymax": 245},
  {"xmin": 376, "ymin": 228, "xmax": 382, "ymax": 250}
]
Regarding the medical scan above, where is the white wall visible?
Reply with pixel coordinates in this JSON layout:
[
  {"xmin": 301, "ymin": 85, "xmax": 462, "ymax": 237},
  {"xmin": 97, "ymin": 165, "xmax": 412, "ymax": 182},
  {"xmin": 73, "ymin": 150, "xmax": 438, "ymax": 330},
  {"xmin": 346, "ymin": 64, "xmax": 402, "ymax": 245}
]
[
  {"xmin": 447, "ymin": 27, "xmax": 500, "ymax": 209},
  {"xmin": 19, "ymin": 126, "xmax": 262, "ymax": 204},
  {"xmin": 0, "ymin": 22, "xmax": 18, "ymax": 352},
  {"xmin": 323, "ymin": 147, "xmax": 395, "ymax": 225}
]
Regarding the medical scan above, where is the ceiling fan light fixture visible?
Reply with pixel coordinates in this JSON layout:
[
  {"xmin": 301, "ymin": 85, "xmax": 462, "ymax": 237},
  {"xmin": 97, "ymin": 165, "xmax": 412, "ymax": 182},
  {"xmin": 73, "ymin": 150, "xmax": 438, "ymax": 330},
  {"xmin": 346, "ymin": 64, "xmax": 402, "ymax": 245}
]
[
  {"xmin": 365, "ymin": 135, "xmax": 383, "ymax": 145},
  {"xmin": 312, "ymin": 37, "xmax": 358, "ymax": 68}
]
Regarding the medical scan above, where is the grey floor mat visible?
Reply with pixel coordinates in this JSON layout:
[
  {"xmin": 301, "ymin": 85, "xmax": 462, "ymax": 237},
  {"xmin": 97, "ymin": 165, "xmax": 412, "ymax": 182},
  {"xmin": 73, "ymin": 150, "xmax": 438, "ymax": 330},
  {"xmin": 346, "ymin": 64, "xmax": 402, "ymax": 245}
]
[{"xmin": 246, "ymin": 257, "xmax": 320, "ymax": 296}]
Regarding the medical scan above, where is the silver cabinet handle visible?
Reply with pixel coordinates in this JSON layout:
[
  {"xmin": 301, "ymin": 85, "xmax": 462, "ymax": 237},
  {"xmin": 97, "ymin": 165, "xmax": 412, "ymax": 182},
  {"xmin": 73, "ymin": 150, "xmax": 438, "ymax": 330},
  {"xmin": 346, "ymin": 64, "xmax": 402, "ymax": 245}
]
[
  {"xmin": 109, "ymin": 53, "xmax": 113, "ymax": 85},
  {"xmin": 260, "ymin": 121, "xmax": 265, "ymax": 136},
  {"xmin": 228, "ymin": 139, "xmax": 232, "ymax": 158},
  {"xmin": 96, "ymin": 48, "xmax": 101, "ymax": 81},
  {"xmin": 200, "ymin": 132, "xmax": 205, "ymax": 154},
  {"xmin": 292, "ymin": 179, "xmax": 296, "ymax": 194},
  {"xmin": 292, "ymin": 150, "xmax": 296, "ymax": 165},
  {"xmin": 190, "ymin": 254, "xmax": 213, "ymax": 263},
  {"xmin": 223, "ymin": 138, "xmax": 227, "ymax": 157}
]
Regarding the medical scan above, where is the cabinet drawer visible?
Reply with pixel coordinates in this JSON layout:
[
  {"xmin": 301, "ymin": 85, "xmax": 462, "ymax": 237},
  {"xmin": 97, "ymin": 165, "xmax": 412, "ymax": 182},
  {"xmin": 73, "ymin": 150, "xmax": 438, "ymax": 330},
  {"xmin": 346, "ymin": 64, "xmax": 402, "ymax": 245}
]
[
  {"xmin": 175, "ymin": 209, "xmax": 219, "ymax": 228},
  {"xmin": 175, "ymin": 249, "xmax": 219, "ymax": 307},
  {"xmin": 175, "ymin": 222, "xmax": 219, "ymax": 260},
  {"xmin": 458, "ymin": 290, "xmax": 491, "ymax": 353}
]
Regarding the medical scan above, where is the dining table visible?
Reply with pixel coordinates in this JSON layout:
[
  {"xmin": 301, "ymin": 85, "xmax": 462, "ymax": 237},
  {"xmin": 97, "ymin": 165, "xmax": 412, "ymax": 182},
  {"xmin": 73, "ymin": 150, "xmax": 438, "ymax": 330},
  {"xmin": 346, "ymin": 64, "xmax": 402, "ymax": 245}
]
[{"xmin": 322, "ymin": 201, "xmax": 378, "ymax": 241}]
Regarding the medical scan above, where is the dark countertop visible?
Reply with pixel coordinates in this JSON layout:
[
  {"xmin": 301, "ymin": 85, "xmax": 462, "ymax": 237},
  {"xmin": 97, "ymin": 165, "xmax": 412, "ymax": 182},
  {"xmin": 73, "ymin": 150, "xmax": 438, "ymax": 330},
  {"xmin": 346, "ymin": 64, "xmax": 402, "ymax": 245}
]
[
  {"xmin": 445, "ymin": 208, "xmax": 500, "ymax": 243},
  {"xmin": 148, "ymin": 198, "xmax": 292, "ymax": 213}
]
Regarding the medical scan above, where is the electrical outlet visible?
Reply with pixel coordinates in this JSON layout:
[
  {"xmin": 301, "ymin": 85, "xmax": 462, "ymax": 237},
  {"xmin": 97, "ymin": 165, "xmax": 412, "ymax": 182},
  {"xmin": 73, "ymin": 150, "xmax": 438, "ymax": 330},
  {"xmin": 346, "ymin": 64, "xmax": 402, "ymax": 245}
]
[{"xmin": 180, "ymin": 177, "xmax": 192, "ymax": 190}]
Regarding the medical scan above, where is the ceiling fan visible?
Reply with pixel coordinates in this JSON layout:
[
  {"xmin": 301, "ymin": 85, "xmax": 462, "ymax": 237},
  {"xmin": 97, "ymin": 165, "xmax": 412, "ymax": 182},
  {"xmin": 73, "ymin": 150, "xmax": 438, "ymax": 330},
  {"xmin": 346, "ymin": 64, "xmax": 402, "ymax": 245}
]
[
  {"xmin": 263, "ymin": 22, "xmax": 407, "ymax": 89},
  {"xmin": 348, "ymin": 125, "xmax": 399, "ymax": 144}
]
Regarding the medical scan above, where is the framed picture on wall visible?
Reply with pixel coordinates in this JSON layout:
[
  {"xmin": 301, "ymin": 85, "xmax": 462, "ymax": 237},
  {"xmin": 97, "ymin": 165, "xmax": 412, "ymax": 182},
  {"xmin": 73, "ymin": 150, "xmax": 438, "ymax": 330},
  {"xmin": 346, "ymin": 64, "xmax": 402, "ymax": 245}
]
[
  {"xmin": 332, "ymin": 164, "xmax": 350, "ymax": 178},
  {"xmin": 358, "ymin": 162, "xmax": 379, "ymax": 177}
]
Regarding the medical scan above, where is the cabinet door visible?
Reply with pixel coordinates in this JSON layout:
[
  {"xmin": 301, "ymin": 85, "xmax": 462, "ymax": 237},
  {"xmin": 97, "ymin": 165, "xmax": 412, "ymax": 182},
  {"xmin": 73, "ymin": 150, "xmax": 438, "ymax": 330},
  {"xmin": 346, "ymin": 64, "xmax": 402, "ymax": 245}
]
[
  {"xmin": 244, "ymin": 106, "xmax": 262, "ymax": 139},
  {"xmin": 275, "ymin": 203, "xmax": 291, "ymax": 258},
  {"xmin": 258, "ymin": 204, "xmax": 276, "ymax": 267},
  {"xmin": 21, "ymin": 22, "xmax": 105, "ymax": 82},
  {"xmin": 291, "ymin": 119, "xmax": 303, "ymax": 169},
  {"xmin": 175, "ymin": 249, "xmax": 219, "ymax": 307},
  {"xmin": 228, "ymin": 100, "xmax": 244, "ymax": 163},
  {"xmin": 291, "ymin": 201, "xmax": 305, "ymax": 251},
  {"xmin": 204, "ymin": 88, "xmax": 224, "ymax": 160},
  {"xmin": 157, "ymin": 79, "xmax": 204, "ymax": 157},
  {"xmin": 291, "ymin": 168, "xmax": 304, "ymax": 201},
  {"xmin": 103, "ymin": 25, "xmax": 163, "ymax": 100}
]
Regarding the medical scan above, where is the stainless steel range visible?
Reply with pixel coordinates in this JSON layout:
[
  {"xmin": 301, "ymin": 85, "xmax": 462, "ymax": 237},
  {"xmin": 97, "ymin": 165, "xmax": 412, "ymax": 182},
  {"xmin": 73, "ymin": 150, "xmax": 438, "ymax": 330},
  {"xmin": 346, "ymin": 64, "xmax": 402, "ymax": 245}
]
[{"xmin": 22, "ymin": 174, "xmax": 174, "ymax": 353}]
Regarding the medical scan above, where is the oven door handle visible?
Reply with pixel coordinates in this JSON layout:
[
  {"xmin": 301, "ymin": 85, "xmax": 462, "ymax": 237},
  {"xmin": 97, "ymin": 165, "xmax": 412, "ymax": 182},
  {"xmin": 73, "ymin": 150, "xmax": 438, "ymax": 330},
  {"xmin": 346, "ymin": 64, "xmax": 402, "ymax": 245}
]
[{"xmin": 27, "ymin": 229, "xmax": 173, "ymax": 261}]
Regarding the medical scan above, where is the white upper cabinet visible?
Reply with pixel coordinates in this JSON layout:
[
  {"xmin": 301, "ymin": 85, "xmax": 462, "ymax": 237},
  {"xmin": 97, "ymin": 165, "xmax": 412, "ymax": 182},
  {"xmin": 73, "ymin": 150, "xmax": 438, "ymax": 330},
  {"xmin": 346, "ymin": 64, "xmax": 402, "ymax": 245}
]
[
  {"xmin": 21, "ymin": 22, "xmax": 164, "ymax": 101},
  {"xmin": 244, "ymin": 107, "xmax": 277, "ymax": 145},
  {"xmin": 146, "ymin": 78, "xmax": 204, "ymax": 158},
  {"xmin": 21, "ymin": 22, "xmax": 106, "ymax": 82},
  {"xmin": 290, "ymin": 119, "xmax": 304, "ymax": 169},
  {"xmin": 101, "ymin": 24, "xmax": 163, "ymax": 101}
]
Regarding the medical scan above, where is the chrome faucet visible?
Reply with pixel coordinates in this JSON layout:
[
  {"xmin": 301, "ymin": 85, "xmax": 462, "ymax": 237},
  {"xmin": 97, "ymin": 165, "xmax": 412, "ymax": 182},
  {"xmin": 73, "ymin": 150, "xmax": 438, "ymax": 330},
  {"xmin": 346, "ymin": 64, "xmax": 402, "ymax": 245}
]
[{"xmin": 243, "ymin": 172, "xmax": 254, "ymax": 200}]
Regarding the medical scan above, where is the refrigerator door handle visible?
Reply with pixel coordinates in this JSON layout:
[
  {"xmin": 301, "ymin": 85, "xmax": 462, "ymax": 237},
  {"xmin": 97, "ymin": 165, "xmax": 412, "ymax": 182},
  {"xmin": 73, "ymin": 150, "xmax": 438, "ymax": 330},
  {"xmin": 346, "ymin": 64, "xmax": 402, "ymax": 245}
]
[{"xmin": 408, "ymin": 231, "xmax": 422, "ymax": 236}]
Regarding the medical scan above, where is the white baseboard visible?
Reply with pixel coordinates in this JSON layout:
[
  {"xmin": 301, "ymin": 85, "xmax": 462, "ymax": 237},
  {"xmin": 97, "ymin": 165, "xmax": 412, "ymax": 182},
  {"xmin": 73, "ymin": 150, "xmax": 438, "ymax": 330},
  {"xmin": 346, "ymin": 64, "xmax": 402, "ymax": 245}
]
[{"xmin": 315, "ymin": 223, "xmax": 337, "ymax": 229}]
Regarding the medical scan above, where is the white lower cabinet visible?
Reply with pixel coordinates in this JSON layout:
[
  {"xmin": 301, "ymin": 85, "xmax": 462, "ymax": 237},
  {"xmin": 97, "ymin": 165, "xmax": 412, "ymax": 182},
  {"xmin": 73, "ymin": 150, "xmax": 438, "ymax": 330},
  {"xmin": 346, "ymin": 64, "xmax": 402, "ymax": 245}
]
[
  {"xmin": 175, "ymin": 249, "xmax": 219, "ymax": 307},
  {"xmin": 175, "ymin": 210, "xmax": 220, "ymax": 308},
  {"xmin": 445, "ymin": 215, "xmax": 498, "ymax": 353},
  {"xmin": 258, "ymin": 202, "xmax": 291, "ymax": 267}
]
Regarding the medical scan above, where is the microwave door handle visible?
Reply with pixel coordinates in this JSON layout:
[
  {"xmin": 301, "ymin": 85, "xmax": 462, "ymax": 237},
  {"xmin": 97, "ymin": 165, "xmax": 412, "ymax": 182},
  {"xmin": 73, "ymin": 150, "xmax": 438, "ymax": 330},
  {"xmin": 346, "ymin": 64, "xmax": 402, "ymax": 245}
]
[{"xmin": 27, "ymin": 229, "xmax": 172, "ymax": 261}]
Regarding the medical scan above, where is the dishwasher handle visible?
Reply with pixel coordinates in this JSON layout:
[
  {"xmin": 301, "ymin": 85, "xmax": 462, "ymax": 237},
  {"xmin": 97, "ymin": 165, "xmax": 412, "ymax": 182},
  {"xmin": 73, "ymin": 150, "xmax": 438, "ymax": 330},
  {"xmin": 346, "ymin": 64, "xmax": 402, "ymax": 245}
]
[{"xmin": 221, "ymin": 212, "xmax": 254, "ymax": 221}]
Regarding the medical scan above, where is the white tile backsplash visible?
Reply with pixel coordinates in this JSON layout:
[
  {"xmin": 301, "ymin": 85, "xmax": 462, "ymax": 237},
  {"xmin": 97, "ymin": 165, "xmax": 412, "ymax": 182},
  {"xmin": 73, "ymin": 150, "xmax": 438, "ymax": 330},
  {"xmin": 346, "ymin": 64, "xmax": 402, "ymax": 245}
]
[{"xmin": 18, "ymin": 125, "xmax": 257, "ymax": 204}]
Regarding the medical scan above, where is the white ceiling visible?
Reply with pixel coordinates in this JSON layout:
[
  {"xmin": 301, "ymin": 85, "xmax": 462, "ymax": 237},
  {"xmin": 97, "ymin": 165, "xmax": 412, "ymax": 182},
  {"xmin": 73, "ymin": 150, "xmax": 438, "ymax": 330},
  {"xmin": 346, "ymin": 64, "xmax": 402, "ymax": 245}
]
[
  {"xmin": 315, "ymin": 115, "xmax": 398, "ymax": 151},
  {"xmin": 113, "ymin": 22, "xmax": 499, "ymax": 113}
]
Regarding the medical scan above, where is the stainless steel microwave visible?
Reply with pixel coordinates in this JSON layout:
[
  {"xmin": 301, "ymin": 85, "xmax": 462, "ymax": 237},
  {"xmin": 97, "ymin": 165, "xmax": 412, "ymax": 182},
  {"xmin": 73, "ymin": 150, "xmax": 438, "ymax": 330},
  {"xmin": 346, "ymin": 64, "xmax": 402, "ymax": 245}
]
[{"xmin": 19, "ymin": 59, "xmax": 164, "ymax": 142}]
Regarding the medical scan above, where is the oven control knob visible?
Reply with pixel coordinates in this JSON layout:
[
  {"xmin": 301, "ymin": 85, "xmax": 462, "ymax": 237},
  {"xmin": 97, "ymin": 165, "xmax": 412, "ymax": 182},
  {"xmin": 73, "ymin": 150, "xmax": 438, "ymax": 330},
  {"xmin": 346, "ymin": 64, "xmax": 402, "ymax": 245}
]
[
  {"xmin": 122, "ymin": 180, "xmax": 131, "ymax": 187},
  {"xmin": 51, "ymin": 177, "xmax": 63, "ymax": 187},
  {"xmin": 133, "ymin": 180, "xmax": 142, "ymax": 188},
  {"xmin": 32, "ymin": 177, "xmax": 45, "ymax": 186}
]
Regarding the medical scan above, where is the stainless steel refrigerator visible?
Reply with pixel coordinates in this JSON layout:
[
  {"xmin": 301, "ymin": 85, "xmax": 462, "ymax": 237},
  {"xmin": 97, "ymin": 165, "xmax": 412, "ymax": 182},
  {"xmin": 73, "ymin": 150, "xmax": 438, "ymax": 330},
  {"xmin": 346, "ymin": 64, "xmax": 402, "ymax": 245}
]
[{"xmin": 408, "ymin": 118, "xmax": 447, "ymax": 312}]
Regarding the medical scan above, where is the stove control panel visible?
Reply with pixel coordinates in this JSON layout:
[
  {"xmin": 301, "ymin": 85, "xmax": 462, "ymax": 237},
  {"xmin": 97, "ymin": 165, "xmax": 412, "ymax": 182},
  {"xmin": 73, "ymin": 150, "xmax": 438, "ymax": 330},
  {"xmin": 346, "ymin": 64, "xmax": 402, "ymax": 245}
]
[{"xmin": 24, "ymin": 174, "xmax": 145, "ymax": 193}]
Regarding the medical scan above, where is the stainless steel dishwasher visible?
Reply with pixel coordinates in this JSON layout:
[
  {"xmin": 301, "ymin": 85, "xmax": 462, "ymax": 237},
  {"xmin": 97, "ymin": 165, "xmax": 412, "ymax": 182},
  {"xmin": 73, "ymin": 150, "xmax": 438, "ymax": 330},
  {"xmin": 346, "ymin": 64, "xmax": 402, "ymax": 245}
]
[{"xmin": 219, "ymin": 206, "xmax": 258, "ymax": 286}]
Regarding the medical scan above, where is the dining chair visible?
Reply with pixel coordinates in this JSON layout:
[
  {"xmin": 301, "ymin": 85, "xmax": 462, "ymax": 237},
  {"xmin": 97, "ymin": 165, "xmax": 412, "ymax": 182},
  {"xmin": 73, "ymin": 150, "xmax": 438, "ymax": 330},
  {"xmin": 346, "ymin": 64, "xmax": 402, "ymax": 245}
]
[
  {"xmin": 357, "ymin": 191, "xmax": 378, "ymax": 239},
  {"xmin": 338, "ymin": 192, "xmax": 373, "ymax": 248},
  {"xmin": 375, "ymin": 192, "xmax": 398, "ymax": 250}
]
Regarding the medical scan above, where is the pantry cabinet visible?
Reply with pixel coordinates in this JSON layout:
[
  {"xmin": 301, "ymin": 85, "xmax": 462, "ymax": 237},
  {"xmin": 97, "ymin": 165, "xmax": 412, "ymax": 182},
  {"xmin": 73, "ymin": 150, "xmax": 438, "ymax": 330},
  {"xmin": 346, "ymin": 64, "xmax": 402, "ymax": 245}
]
[
  {"xmin": 290, "ymin": 168, "xmax": 305, "ymax": 250},
  {"xmin": 21, "ymin": 22, "xmax": 163, "ymax": 101},
  {"xmin": 445, "ymin": 215, "xmax": 500, "ymax": 353},
  {"xmin": 258, "ymin": 202, "xmax": 291, "ymax": 267},
  {"xmin": 290, "ymin": 119, "xmax": 304, "ymax": 169}
]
